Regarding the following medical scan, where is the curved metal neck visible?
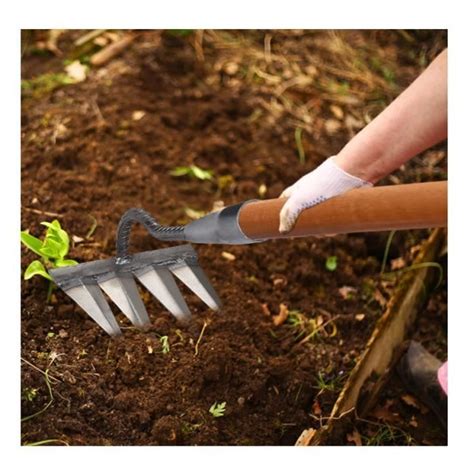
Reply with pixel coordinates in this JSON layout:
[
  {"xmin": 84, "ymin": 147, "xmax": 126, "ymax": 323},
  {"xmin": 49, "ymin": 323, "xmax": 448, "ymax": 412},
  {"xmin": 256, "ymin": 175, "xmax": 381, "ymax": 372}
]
[{"xmin": 115, "ymin": 208, "xmax": 185, "ymax": 262}]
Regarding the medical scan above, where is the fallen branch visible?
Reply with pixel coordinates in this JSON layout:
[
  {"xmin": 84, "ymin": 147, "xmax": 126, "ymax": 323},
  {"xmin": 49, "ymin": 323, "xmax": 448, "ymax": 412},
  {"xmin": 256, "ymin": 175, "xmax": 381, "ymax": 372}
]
[
  {"xmin": 22, "ymin": 206, "xmax": 64, "ymax": 218},
  {"xmin": 90, "ymin": 34, "xmax": 135, "ymax": 67},
  {"xmin": 74, "ymin": 29, "xmax": 107, "ymax": 47}
]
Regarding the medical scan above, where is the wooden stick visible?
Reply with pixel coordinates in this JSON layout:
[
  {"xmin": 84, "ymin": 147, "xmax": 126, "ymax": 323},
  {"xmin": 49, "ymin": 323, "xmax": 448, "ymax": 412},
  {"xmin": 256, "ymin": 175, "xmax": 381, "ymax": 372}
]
[
  {"xmin": 22, "ymin": 206, "xmax": 64, "ymax": 218},
  {"xmin": 74, "ymin": 29, "xmax": 106, "ymax": 47},
  {"xmin": 240, "ymin": 181, "xmax": 447, "ymax": 239},
  {"xmin": 90, "ymin": 34, "xmax": 134, "ymax": 67}
]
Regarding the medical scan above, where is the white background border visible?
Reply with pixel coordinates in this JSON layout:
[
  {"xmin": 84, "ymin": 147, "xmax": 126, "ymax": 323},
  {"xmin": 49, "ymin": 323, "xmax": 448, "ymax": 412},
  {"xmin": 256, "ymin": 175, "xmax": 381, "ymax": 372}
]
[{"xmin": 2, "ymin": 1, "xmax": 472, "ymax": 473}]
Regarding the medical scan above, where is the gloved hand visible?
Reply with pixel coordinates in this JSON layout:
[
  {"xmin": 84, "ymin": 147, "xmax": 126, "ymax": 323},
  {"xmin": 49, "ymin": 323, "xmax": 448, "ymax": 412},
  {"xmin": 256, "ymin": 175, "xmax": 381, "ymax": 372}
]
[{"xmin": 279, "ymin": 156, "xmax": 373, "ymax": 233}]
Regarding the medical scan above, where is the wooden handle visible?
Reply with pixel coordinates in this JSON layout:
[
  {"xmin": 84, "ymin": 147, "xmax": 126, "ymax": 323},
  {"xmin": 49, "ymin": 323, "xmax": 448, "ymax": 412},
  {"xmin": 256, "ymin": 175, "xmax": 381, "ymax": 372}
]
[{"xmin": 239, "ymin": 181, "xmax": 447, "ymax": 240}]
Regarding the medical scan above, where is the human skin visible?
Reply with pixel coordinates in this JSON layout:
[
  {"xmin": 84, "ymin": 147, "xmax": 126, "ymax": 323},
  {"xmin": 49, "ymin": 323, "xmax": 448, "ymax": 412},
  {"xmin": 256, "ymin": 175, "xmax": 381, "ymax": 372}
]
[{"xmin": 333, "ymin": 49, "xmax": 447, "ymax": 183}]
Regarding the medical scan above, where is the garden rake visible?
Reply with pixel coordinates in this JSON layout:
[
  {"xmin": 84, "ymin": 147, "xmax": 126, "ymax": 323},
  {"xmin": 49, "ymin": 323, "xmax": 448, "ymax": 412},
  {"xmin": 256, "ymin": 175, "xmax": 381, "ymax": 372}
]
[{"xmin": 50, "ymin": 181, "xmax": 447, "ymax": 336}]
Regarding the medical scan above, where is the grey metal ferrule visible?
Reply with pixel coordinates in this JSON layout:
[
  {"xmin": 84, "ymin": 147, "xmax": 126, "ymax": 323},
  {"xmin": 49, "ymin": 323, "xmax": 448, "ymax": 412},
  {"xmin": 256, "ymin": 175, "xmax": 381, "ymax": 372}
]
[{"xmin": 183, "ymin": 201, "xmax": 264, "ymax": 245}]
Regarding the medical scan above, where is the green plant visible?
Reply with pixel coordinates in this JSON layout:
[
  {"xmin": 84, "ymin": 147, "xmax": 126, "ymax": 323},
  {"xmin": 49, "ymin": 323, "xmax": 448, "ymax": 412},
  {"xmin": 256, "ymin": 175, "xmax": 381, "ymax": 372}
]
[
  {"xmin": 325, "ymin": 256, "xmax": 338, "ymax": 271},
  {"xmin": 22, "ymin": 387, "xmax": 38, "ymax": 403},
  {"xmin": 314, "ymin": 370, "xmax": 346, "ymax": 394},
  {"xmin": 21, "ymin": 219, "xmax": 78, "ymax": 301},
  {"xmin": 21, "ymin": 73, "xmax": 75, "ymax": 98},
  {"xmin": 361, "ymin": 424, "xmax": 414, "ymax": 446},
  {"xmin": 181, "ymin": 421, "xmax": 202, "ymax": 435},
  {"xmin": 209, "ymin": 401, "xmax": 226, "ymax": 418},
  {"xmin": 380, "ymin": 230, "xmax": 397, "ymax": 274},
  {"xmin": 170, "ymin": 165, "xmax": 214, "ymax": 181},
  {"xmin": 21, "ymin": 368, "xmax": 54, "ymax": 422},
  {"xmin": 286, "ymin": 310, "xmax": 308, "ymax": 340},
  {"xmin": 160, "ymin": 335, "xmax": 170, "ymax": 354}
]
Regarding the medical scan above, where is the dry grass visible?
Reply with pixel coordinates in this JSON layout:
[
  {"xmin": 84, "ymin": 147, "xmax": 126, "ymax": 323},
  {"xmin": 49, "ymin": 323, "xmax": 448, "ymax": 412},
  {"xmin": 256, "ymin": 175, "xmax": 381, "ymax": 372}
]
[{"xmin": 199, "ymin": 30, "xmax": 435, "ymax": 137}]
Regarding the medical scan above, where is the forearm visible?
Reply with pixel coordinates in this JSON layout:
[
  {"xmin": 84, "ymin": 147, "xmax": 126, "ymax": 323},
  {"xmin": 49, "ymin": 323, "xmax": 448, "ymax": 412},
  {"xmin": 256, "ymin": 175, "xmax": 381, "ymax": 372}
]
[{"xmin": 333, "ymin": 49, "xmax": 447, "ymax": 183}]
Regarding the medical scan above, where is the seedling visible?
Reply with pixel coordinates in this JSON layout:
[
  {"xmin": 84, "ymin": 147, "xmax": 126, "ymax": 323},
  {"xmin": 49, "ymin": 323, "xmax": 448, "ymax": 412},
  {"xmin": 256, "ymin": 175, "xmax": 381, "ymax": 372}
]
[
  {"xmin": 181, "ymin": 421, "xmax": 202, "ymax": 435},
  {"xmin": 286, "ymin": 310, "xmax": 308, "ymax": 340},
  {"xmin": 170, "ymin": 165, "xmax": 214, "ymax": 181},
  {"xmin": 21, "ymin": 368, "xmax": 54, "ymax": 422},
  {"xmin": 22, "ymin": 387, "xmax": 38, "ymax": 403},
  {"xmin": 361, "ymin": 424, "xmax": 414, "ymax": 446},
  {"xmin": 325, "ymin": 256, "xmax": 338, "ymax": 271},
  {"xmin": 314, "ymin": 370, "xmax": 346, "ymax": 394},
  {"xmin": 160, "ymin": 335, "xmax": 170, "ymax": 354},
  {"xmin": 21, "ymin": 219, "xmax": 78, "ymax": 302},
  {"xmin": 209, "ymin": 401, "xmax": 226, "ymax": 418}
]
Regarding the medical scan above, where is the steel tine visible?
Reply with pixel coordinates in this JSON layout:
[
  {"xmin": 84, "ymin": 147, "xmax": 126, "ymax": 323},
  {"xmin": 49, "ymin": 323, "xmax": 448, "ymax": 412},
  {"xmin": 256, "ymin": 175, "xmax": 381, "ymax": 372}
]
[
  {"xmin": 65, "ymin": 283, "xmax": 122, "ymax": 337},
  {"xmin": 170, "ymin": 263, "xmax": 221, "ymax": 311},
  {"xmin": 135, "ymin": 266, "xmax": 192, "ymax": 323},
  {"xmin": 98, "ymin": 274, "xmax": 150, "ymax": 329}
]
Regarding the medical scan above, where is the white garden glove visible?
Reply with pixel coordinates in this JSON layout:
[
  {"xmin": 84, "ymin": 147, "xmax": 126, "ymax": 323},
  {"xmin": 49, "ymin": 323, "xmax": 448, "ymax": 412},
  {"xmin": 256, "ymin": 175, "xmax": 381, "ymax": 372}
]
[{"xmin": 279, "ymin": 156, "xmax": 373, "ymax": 233}]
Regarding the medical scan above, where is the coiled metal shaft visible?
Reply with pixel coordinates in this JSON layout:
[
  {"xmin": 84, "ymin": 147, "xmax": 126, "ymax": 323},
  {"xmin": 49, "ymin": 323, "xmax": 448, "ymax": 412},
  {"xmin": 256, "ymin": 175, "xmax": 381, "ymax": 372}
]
[{"xmin": 116, "ymin": 208, "xmax": 185, "ymax": 262}]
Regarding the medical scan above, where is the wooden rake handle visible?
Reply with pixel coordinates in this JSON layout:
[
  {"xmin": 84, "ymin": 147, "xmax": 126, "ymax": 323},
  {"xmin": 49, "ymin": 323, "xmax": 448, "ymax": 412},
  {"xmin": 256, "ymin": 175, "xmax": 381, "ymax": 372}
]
[{"xmin": 239, "ymin": 181, "xmax": 447, "ymax": 240}]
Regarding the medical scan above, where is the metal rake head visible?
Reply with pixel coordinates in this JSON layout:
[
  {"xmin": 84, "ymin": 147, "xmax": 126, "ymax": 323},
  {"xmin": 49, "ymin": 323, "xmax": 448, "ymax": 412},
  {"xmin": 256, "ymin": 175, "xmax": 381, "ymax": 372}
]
[{"xmin": 49, "ymin": 208, "xmax": 222, "ymax": 336}]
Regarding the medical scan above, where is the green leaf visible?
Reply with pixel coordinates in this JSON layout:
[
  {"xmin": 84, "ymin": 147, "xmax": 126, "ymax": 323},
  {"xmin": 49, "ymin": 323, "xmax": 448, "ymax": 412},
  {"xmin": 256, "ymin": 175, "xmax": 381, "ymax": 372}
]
[
  {"xmin": 41, "ymin": 221, "xmax": 70, "ymax": 258},
  {"xmin": 209, "ymin": 401, "xmax": 226, "ymax": 417},
  {"xmin": 24, "ymin": 260, "xmax": 52, "ymax": 281},
  {"xmin": 42, "ymin": 221, "xmax": 69, "ymax": 245},
  {"xmin": 170, "ymin": 165, "xmax": 214, "ymax": 181},
  {"xmin": 170, "ymin": 166, "xmax": 192, "ymax": 177},
  {"xmin": 41, "ymin": 219, "xmax": 62, "ymax": 230},
  {"xmin": 190, "ymin": 165, "xmax": 213, "ymax": 180},
  {"xmin": 21, "ymin": 231, "xmax": 44, "ymax": 257},
  {"xmin": 55, "ymin": 259, "xmax": 78, "ymax": 267},
  {"xmin": 325, "ymin": 256, "xmax": 338, "ymax": 272},
  {"xmin": 39, "ymin": 239, "xmax": 64, "ymax": 259}
]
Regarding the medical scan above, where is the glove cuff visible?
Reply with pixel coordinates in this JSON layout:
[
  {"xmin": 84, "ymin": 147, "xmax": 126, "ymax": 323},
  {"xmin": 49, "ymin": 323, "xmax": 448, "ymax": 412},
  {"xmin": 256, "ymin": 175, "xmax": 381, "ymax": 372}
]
[{"xmin": 318, "ymin": 156, "xmax": 373, "ymax": 197}]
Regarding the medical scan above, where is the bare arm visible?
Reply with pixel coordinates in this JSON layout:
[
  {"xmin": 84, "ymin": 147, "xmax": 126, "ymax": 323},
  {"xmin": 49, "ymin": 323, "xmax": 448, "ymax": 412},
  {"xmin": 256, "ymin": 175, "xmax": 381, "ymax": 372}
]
[{"xmin": 333, "ymin": 49, "xmax": 447, "ymax": 183}]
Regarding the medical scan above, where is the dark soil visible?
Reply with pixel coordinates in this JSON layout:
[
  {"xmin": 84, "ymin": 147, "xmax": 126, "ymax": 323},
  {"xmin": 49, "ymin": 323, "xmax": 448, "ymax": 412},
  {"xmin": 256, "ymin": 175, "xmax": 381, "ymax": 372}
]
[{"xmin": 21, "ymin": 30, "xmax": 447, "ymax": 445}]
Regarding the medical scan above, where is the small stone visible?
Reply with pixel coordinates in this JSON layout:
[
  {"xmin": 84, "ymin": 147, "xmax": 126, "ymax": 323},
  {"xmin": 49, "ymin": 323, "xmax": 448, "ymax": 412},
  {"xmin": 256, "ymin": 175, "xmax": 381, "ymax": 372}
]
[
  {"xmin": 304, "ymin": 65, "xmax": 319, "ymax": 77},
  {"xmin": 59, "ymin": 329, "xmax": 68, "ymax": 338},
  {"xmin": 222, "ymin": 251, "xmax": 236, "ymax": 261},
  {"xmin": 237, "ymin": 397, "xmax": 245, "ymax": 406},
  {"xmin": 132, "ymin": 110, "xmax": 146, "ymax": 121},
  {"xmin": 325, "ymin": 119, "xmax": 341, "ymax": 135},
  {"xmin": 329, "ymin": 104, "xmax": 344, "ymax": 120},
  {"xmin": 72, "ymin": 235, "xmax": 84, "ymax": 243},
  {"xmin": 224, "ymin": 62, "xmax": 239, "ymax": 76}
]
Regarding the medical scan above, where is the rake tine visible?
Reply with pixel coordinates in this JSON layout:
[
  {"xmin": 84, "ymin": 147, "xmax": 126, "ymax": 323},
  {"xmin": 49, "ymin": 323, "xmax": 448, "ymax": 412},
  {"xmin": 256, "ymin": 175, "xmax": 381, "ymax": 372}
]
[
  {"xmin": 65, "ymin": 282, "xmax": 122, "ymax": 337},
  {"xmin": 50, "ymin": 240, "xmax": 221, "ymax": 335},
  {"xmin": 98, "ymin": 274, "xmax": 150, "ymax": 329},
  {"xmin": 170, "ymin": 262, "xmax": 221, "ymax": 311},
  {"xmin": 134, "ymin": 266, "xmax": 192, "ymax": 323}
]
